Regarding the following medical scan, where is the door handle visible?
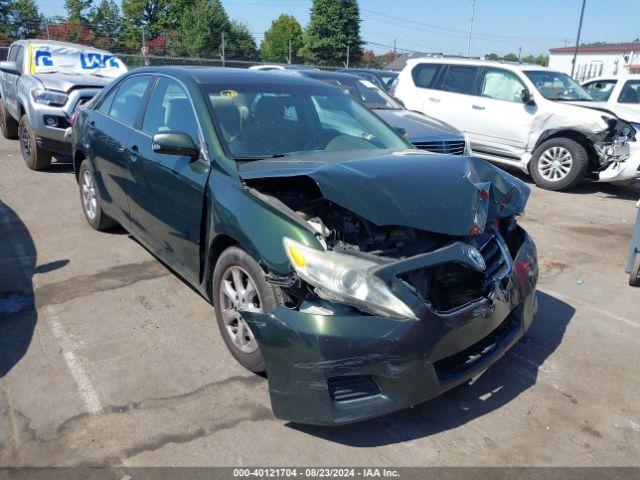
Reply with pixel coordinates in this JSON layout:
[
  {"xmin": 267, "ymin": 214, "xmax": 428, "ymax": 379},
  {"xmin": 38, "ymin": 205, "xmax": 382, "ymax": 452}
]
[
  {"xmin": 472, "ymin": 104, "xmax": 485, "ymax": 110},
  {"xmin": 129, "ymin": 145, "xmax": 139, "ymax": 161},
  {"xmin": 428, "ymin": 97, "xmax": 441, "ymax": 103}
]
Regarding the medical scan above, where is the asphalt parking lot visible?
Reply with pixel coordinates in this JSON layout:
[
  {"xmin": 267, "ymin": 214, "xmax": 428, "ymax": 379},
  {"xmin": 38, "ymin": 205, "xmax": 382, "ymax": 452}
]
[{"xmin": 0, "ymin": 135, "xmax": 639, "ymax": 467}]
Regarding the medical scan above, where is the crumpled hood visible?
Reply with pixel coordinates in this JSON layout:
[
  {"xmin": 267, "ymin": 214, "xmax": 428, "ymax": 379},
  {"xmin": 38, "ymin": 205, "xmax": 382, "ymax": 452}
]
[
  {"xmin": 240, "ymin": 150, "xmax": 530, "ymax": 236},
  {"xmin": 571, "ymin": 101, "xmax": 640, "ymax": 124},
  {"xmin": 374, "ymin": 109, "xmax": 464, "ymax": 141},
  {"xmin": 34, "ymin": 74, "xmax": 112, "ymax": 93}
]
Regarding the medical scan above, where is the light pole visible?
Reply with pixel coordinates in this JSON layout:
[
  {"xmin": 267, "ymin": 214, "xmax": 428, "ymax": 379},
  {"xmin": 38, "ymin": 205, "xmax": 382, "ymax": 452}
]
[
  {"xmin": 570, "ymin": 0, "xmax": 587, "ymax": 78},
  {"xmin": 467, "ymin": 0, "xmax": 476, "ymax": 57}
]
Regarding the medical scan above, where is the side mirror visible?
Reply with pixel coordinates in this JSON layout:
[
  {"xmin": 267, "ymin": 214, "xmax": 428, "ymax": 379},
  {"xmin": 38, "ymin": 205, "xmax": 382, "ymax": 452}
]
[
  {"xmin": 393, "ymin": 126, "xmax": 407, "ymax": 137},
  {"xmin": 521, "ymin": 88, "xmax": 535, "ymax": 106},
  {"xmin": 152, "ymin": 132, "xmax": 200, "ymax": 158},
  {"xmin": 0, "ymin": 61, "xmax": 20, "ymax": 75}
]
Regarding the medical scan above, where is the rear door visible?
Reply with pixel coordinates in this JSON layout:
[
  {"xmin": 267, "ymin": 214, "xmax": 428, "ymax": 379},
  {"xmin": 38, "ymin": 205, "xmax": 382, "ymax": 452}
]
[
  {"xmin": 463, "ymin": 67, "xmax": 536, "ymax": 158},
  {"xmin": 426, "ymin": 64, "xmax": 481, "ymax": 134},
  {"xmin": 89, "ymin": 75, "xmax": 154, "ymax": 227},
  {"xmin": 127, "ymin": 76, "xmax": 210, "ymax": 280}
]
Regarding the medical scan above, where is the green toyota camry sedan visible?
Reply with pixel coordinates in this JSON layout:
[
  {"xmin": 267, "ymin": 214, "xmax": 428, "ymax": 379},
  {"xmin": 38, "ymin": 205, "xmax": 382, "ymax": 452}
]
[{"xmin": 71, "ymin": 67, "xmax": 538, "ymax": 425}]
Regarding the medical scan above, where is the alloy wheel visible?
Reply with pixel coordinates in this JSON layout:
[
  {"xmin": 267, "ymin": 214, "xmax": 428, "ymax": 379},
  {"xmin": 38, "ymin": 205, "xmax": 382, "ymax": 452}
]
[
  {"xmin": 218, "ymin": 265, "xmax": 261, "ymax": 353},
  {"xmin": 538, "ymin": 146, "xmax": 573, "ymax": 181},
  {"xmin": 81, "ymin": 170, "xmax": 98, "ymax": 220},
  {"xmin": 21, "ymin": 126, "xmax": 31, "ymax": 159}
]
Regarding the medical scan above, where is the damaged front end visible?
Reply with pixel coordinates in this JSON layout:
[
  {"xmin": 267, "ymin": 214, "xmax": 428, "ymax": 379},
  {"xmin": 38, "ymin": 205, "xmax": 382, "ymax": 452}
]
[{"xmin": 239, "ymin": 152, "xmax": 538, "ymax": 425}]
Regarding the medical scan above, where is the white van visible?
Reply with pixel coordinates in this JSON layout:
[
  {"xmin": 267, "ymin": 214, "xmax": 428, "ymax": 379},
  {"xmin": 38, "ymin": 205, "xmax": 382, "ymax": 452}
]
[{"xmin": 394, "ymin": 58, "xmax": 638, "ymax": 190}]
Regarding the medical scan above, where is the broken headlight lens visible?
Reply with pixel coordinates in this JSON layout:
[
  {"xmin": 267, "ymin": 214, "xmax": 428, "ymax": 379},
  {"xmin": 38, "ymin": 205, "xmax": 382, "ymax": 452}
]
[
  {"xmin": 31, "ymin": 89, "xmax": 68, "ymax": 107},
  {"xmin": 283, "ymin": 237, "xmax": 416, "ymax": 319}
]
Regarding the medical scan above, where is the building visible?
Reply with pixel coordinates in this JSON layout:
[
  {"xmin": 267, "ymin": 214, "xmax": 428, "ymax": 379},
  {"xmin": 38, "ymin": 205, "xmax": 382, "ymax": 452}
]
[{"xmin": 549, "ymin": 42, "xmax": 640, "ymax": 82}]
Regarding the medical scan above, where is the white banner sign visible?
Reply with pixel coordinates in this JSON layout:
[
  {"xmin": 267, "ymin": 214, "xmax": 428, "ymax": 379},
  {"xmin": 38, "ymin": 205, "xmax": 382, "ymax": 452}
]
[{"xmin": 30, "ymin": 44, "xmax": 128, "ymax": 78}]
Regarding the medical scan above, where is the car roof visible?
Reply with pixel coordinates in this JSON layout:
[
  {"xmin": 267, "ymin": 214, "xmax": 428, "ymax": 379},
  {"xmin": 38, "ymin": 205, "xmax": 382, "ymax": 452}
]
[
  {"xmin": 128, "ymin": 66, "xmax": 336, "ymax": 88},
  {"xmin": 583, "ymin": 74, "xmax": 640, "ymax": 82},
  {"xmin": 11, "ymin": 38, "xmax": 112, "ymax": 52},
  {"xmin": 299, "ymin": 70, "xmax": 362, "ymax": 83},
  {"xmin": 405, "ymin": 56, "xmax": 551, "ymax": 72}
]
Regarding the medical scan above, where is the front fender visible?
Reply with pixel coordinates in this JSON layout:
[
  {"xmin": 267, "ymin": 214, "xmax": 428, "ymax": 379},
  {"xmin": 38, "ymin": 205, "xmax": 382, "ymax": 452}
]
[{"xmin": 205, "ymin": 170, "xmax": 321, "ymax": 276}]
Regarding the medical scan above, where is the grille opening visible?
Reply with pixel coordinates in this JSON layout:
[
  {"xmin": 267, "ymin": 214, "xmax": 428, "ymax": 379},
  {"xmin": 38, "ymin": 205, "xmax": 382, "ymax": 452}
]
[
  {"xmin": 412, "ymin": 140, "xmax": 466, "ymax": 155},
  {"xmin": 328, "ymin": 376, "xmax": 381, "ymax": 403},
  {"xmin": 403, "ymin": 262, "xmax": 487, "ymax": 313},
  {"xmin": 433, "ymin": 313, "xmax": 518, "ymax": 382}
]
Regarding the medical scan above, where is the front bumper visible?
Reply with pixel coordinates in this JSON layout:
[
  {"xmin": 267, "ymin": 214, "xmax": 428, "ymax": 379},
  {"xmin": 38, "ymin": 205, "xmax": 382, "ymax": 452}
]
[
  {"xmin": 597, "ymin": 141, "xmax": 640, "ymax": 184},
  {"xmin": 244, "ymin": 232, "xmax": 538, "ymax": 425}
]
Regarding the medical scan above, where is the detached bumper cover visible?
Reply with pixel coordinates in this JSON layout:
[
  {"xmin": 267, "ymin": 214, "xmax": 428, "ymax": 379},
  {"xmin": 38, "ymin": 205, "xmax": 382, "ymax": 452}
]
[
  {"xmin": 244, "ymin": 233, "xmax": 538, "ymax": 425},
  {"xmin": 598, "ymin": 142, "xmax": 640, "ymax": 183}
]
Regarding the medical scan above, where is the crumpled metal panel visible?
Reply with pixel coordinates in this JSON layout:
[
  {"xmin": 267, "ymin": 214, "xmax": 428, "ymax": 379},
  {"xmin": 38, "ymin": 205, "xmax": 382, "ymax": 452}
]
[{"xmin": 239, "ymin": 150, "xmax": 530, "ymax": 236}]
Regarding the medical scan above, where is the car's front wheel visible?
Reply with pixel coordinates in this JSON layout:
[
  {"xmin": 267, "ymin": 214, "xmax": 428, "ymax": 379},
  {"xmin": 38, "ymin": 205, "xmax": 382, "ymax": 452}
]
[
  {"xmin": 530, "ymin": 138, "xmax": 589, "ymax": 191},
  {"xmin": 78, "ymin": 159, "xmax": 118, "ymax": 231},
  {"xmin": 629, "ymin": 251, "xmax": 640, "ymax": 287},
  {"xmin": 212, "ymin": 246, "xmax": 284, "ymax": 373},
  {"xmin": 18, "ymin": 114, "xmax": 52, "ymax": 170},
  {"xmin": 0, "ymin": 101, "xmax": 18, "ymax": 139}
]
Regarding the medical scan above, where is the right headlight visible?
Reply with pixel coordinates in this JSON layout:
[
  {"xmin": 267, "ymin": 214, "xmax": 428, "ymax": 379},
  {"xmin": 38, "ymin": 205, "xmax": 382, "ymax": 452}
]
[
  {"xmin": 31, "ymin": 89, "xmax": 68, "ymax": 107},
  {"xmin": 283, "ymin": 237, "xmax": 416, "ymax": 319}
]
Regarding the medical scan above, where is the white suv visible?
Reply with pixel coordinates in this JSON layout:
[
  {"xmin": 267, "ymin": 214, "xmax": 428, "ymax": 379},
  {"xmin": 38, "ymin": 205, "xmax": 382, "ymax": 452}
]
[{"xmin": 395, "ymin": 58, "xmax": 638, "ymax": 190}]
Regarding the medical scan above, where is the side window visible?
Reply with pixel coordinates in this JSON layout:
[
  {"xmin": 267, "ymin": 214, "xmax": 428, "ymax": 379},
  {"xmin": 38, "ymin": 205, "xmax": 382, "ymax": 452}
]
[
  {"xmin": 97, "ymin": 88, "xmax": 117, "ymax": 114},
  {"xmin": 583, "ymin": 80, "xmax": 616, "ymax": 101},
  {"xmin": 441, "ymin": 66, "xmax": 479, "ymax": 95},
  {"xmin": 618, "ymin": 80, "xmax": 640, "ymax": 104},
  {"xmin": 109, "ymin": 76, "xmax": 152, "ymax": 126},
  {"xmin": 480, "ymin": 68, "xmax": 526, "ymax": 102},
  {"xmin": 142, "ymin": 77, "xmax": 199, "ymax": 140},
  {"xmin": 13, "ymin": 46, "xmax": 24, "ymax": 73},
  {"xmin": 411, "ymin": 63, "xmax": 442, "ymax": 89},
  {"xmin": 7, "ymin": 46, "xmax": 16, "ymax": 61}
]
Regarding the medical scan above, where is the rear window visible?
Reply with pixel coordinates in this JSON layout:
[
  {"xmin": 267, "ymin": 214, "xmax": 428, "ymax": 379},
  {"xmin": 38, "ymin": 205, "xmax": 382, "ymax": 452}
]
[
  {"xmin": 441, "ymin": 65, "xmax": 479, "ymax": 95},
  {"xmin": 411, "ymin": 63, "xmax": 442, "ymax": 89}
]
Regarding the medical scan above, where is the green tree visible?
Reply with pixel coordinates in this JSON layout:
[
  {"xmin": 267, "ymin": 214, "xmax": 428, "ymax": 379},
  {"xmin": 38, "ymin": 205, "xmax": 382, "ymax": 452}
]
[
  {"xmin": 228, "ymin": 21, "xmax": 258, "ymax": 60},
  {"xmin": 65, "ymin": 0, "xmax": 93, "ymax": 24},
  {"xmin": 121, "ymin": 0, "xmax": 170, "ymax": 52},
  {"xmin": 169, "ymin": 0, "xmax": 230, "ymax": 57},
  {"xmin": 485, "ymin": 53, "xmax": 500, "ymax": 61},
  {"xmin": 301, "ymin": 0, "xmax": 363, "ymax": 66},
  {"xmin": 8, "ymin": 0, "xmax": 40, "ymax": 39},
  {"xmin": 260, "ymin": 13, "xmax": 303, "ymax": 63},
  {"xmin": 502, "ymin": 53, "xmax": 519, "ymax": 62},
  {"xmin": 90, "ymin": 0, "xmax": 122, "ymax": 43},
  {"xmin": 0, "ymin": 0, "xmax": 10, "ymax": 36}
]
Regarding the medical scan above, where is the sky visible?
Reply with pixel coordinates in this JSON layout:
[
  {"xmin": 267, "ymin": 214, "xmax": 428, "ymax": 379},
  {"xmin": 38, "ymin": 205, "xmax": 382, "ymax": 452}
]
[{"xmin": 35, "ymin": 0, "xmax": 640, "ymax": 57}]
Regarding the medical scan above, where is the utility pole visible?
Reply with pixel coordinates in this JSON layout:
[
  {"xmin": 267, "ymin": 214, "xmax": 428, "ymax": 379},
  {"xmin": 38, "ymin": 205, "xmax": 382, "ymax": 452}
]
[
  {"xmin": 518, "ymin": 45, "xmax": 522, "ymax": 61},
  {"xmin": 393, "ymin": 38, "xmax": 397, "ymax": 58},
  {"xmin": 45, "ymin": 18, "xmax": 50, "ymax": 39},
  {"xmin": 220, "ymin": 32, "xmax": 226, "ymax": 67},
  {"xmin": 288, "ymin": 40, "xmax": 292, "ymax": 65},
  {"xmin": 570, "ymin": 0, "xmax": 587, "ymax": 78},
  {"xmin": 345, "ymin": 45, "xmax": 350, "ymax": 68},
  {"xmin": 141, "ymin": 25, "xmax": 149, "ymax": 66},
  {"xmin": 467, "ymin": 0, "xmax": 476, "ymax": 57}
]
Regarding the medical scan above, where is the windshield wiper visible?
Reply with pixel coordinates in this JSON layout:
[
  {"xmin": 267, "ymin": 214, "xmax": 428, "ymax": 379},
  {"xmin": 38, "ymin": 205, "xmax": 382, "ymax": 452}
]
[{"xmin": 235, "ymin": 153, "xmax": 290, "ymax": 162}]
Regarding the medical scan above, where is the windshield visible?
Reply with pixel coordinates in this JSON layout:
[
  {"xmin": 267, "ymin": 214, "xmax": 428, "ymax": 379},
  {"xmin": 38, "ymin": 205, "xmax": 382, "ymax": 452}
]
[
  {"xmin": 30, "ymin": 43, "xmax": 127, "ymax": 78},
  {"xmin": 204, "ymin": 83, "xmax": 410, "ymax": 159},
  {"xmin": 328, "ymin": 78, "xmax": 402, "ymax": 109},
  {"xmin": 583, "ymin": 80, "xmax": 617, "ymax": 101},
  {"xmin": 524, "ymin": 70, "xmax": 593, "ymax": 101}
]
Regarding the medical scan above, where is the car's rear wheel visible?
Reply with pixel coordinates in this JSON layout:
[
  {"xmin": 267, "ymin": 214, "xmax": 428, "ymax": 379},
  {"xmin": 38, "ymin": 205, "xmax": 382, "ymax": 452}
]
[
  {"xmin": 78, "ymin": 159, "xmax": 118, "ymax": 231},
  {"xmin": 212, "ymin": 246, "xmax": 284, "ymax": 373},
  {"xmin": 0, "ymin": 101, "xmax": 18, "ymax": 139},
  {"xmin": 530, "ymin": 138, "xmax": 589, "ymax": 191},
  {"xmin": 18, "ymin": 114, "xmax": 52, "ymax": 170},
  {"xmin": 629, "ymin": 251, "xmax": 640, "ymax": 287}
]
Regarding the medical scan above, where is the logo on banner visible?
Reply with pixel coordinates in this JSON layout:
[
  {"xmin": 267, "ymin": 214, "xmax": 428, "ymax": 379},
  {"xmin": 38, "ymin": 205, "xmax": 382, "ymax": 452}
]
[
  {"xmin": 80, "ymin": 53, "xmax": 120, "ymax": 69},
  {"xmin": 34, "ymin": 50, "xmax": 53, "ymax": 66}
]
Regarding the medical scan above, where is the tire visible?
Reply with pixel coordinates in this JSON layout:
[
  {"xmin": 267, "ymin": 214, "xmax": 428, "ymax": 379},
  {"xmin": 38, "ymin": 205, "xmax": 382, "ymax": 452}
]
[
  {"xmin": 0, "ymin": 101, "xmax": 18, "ymax": 139},
  {"xmin": 18, "ymin": 114, "xmax": 52, "ymax": 170},
  {"xmin": 78, "ymin": 159, "xmax": 118, "ymax": 231},
  {"xmin": 212, "ymin": 246, "xmax": 284, "ymax": 373},
  {"xmin": 530, "ymin": 138, "xmax": 589, "ymax": 191},
  {"xmin": 629, "ymin": 252, "xmax": 640, "ymax": 287}
]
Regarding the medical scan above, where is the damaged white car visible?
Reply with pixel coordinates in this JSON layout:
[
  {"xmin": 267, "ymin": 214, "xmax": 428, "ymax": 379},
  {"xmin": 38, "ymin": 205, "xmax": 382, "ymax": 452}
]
[{"xmin": 395, "ymin": 58, "xmax": 638, "ymax": 190}]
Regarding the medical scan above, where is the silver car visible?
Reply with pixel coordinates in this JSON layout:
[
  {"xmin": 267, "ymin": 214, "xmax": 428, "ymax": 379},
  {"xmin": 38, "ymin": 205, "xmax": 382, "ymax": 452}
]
[{"xmin": 0, "ymin": 39, "xmax": 126, "ymax": 170}]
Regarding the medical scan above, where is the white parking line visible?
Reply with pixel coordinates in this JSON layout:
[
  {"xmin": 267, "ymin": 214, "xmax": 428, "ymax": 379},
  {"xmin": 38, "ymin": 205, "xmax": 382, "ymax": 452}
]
[{"xmin": 43, "ymin": 305, "xmax": 102, "ymax": 414}]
